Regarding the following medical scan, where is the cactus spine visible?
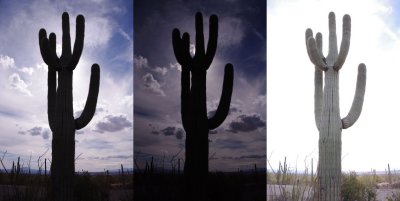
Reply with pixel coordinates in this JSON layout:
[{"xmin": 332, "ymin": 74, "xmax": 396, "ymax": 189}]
[
  {"xmin": 172, "ymin": 12, "xmax": 234, "ymax": 196},
  {"xmin": 38, "ymin": 12, "xmax": 100, "ymax": 201},
  {"xmin": 305, "ymin": 12, "xmax": 366, "ymax": 201}
]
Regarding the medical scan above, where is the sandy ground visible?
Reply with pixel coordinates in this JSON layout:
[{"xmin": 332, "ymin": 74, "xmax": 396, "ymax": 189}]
[{"xmin": 267, "ymin": 184, "xmax": 400, "ymax": 201}]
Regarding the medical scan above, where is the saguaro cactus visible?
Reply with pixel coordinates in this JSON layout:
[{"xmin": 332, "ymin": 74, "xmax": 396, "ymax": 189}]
[
  {"xmin": 172, "ymin": 12, "xmax": 234, "ymax": 190},
  {"xmin": 305, "ymin": 12, "xmax": 366, "ymax": 201},
  {"xmin": 38, "ymin": 12, "xmax": 100, "ymax": 201}
]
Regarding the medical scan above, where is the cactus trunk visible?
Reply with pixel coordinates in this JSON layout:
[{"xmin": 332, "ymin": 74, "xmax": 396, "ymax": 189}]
[
  {"xmin": 39, "ymin": 12, "xmax": 100, "ymax": 201},
  {"xmin": 305, "ymin": 12, "xmax": 366, "ymax": 201},
  {"xmin": 172, "ymin": 12, "xmax": 234, "ymax": 200},
  {"xmin": 184, "ymin": 70, "xmax": 209, "ymax": 177}
]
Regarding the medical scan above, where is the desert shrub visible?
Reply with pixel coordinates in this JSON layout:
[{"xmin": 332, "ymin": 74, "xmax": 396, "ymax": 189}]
[
  {"xmin": 387, "ymin": 191, "xmax": 400, "ymax": 201},
  {"xmin": 341, "ymin": 171, "xmax": 376, "ymax": 201},
  {"xmin": 75, "ymin": 171, "xmax": 109, "ymax": 201}
]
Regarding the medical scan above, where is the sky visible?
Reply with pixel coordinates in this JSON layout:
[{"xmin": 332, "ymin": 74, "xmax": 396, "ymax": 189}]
[
  {"xmin": 0, "ymin": 0, "xmax": 133, "ymax": 172},
  {"xmin": 134, "ymin": 0, "xmax": 266, "ymax": 172},
  {"xmin": 267, "ymin": 0, "xmax": 400, "ymax": 173}
]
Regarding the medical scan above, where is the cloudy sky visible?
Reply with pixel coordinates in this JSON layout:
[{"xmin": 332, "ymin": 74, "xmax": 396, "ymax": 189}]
[
  {"xmin": 268, "ymin": 0, "xmax": 400, "ymax": 172},
  {"xmin": 0, "ymin": 0, "xmax": 133, "ymax": 172},
  {"xmin": 134, "ymin": 0, "xmax": 266, "ymax": 172}
]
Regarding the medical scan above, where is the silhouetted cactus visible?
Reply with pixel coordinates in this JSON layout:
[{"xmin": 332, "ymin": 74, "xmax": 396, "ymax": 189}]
[
  {"xmin": 305, "ymin": 12, "xmax": 366, "ymax": 201},
  {"xmin": 172, "ymin": 12, "xmax": 234, "ymax": 198},
  {"xmin": 38, "ymin": 12, "xmax": 100, "ymax": 201}
]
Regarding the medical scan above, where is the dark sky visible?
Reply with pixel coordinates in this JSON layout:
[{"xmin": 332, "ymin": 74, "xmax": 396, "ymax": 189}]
[{"xmin": 134, "ymin": 0, "xmax": 265, "ymax": 172}]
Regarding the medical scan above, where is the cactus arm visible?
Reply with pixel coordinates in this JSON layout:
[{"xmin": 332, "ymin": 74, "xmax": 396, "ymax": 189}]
[
  {"xmin": 205, "ymin": 15, "xmax": 218, "ymax": 69},
  {"xmin": 195, "ymin": 12, "xmax": 205, "ymax": 59},
  {"xmin": 305, "ymin": 29, "xmax": 314, "ymax": 58},
  {"xmin": 314, "ymin": 32, "xmax": 324, "ymax": 130},
  {"xmin": 208, "ymin": 63, "xmax": 234, "ymax": 130},
  {"xmin": 328, "ymin": 12, "xmax": 338, "ymax": 59},
  {"xmin": 39, "ymin": 29, "xmax": 50, "ymax": 64},
  {"xmin": 342, "ymin": 63, "xmax": 366, "ymax": 129},
  {"xmin": 172, "ymin": 29, "xmax": 192, "ymax": 67},
  {"xmin": 334, "ymin": 14, "xmax": 351, "ymax": 71},
  {"xmin": 39, "ymin": 30, "xmax": 61, "ymax": 70},
  {"xmin": 48, "ymin": 33, "xmax": 58, "ymax": 132},
  {"xmin": 69, "ymin": 15, "xmax": 85, "ymax": 69},
  {"xmin": 75, "ymin": 64, "xmax": 100, "ymax": 130},
  {"xmin": 61, "ymin": 12, "xmax": 72, "ymax": 58},
  {"xmin": 306, "ymin": 37, "xmax": 328, "ymax": 71}
]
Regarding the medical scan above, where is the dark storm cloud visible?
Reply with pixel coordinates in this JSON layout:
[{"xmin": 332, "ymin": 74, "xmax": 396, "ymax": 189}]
[
  {"xmin": 89, "ymin": 154, "xmax": 133, "ymax": 160},
  {"xmin": 95, "ymin": 114, "xmax": 132, "ymax": 133},
  {"xmin": 176, "ymin": 129, "xmax": 184, "ymax": 139},
  {"xmin": 161, "ymin": 127, "xmax": 175, "ymax": 136},
  {"xmin": 215, "ymin": 138, "xmax": 247, "ymax": 150},
  {"xmin": 220, "ymin": 154, "xmax": 266, "ymax": 160},
  {"xmin": 160, "ymin": 126, "xmax": 185, "ymax": 140},
  {"xmin": 227, "ymin": 114, "xmax": 265, "ymax": 133},
  {"xmin": 26, "ymin": 126, "xmax": 50, "ymax": 140}
]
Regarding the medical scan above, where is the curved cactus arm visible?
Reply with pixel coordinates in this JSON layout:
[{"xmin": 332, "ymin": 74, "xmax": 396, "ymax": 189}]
[
  {"xmin": 181, "ymin": 65, "xmax": 191, "ymax": 132},
  {"xmin": 327, "ymin": 12, "xmax": 338, "ymax": 59},
  {"xmin": 342, "ymin": 63, "xmax": 366, "ymax": 129},
  {"xmin": 306, "ymin": 37, "xmax": 328, "ymax": 71},
  {"xmin": 314, "ymin": 32, "xmax": 323, "ymax": 130},
  {"xmin": 195, "ymin": 12, "xmax": 205, "ymax": 58},
  {"xmin": 48, "ymin": 32, "xmax": 58, "ymax": 132},
  {"xmin": 69, "ymin": 15, "xmax": 85, "ymax": 69},
  {"xmin": 39, "ymin": 30, "xmax": 60, "ymax": 70},
  {"xmin": 61, "ymin": 12, "xmax": 72, "ymax": 58},
  {"xmin": 75, "ymin": 64, "xmax": 100, "ymax": 130},
  {"xmin": 205, "ymin": 15, "xmax": 218, "ymax": 69},
  {"xmin": 208, "ymin": 63, "xmax": 234, "ymax": 130},
  {"xmin": 334, "ymin": 14, "xmax": 351, "ymax": 71},
  {"xmin": 39, "ymin": 29, "xmax": 50, "ymax": 64}
]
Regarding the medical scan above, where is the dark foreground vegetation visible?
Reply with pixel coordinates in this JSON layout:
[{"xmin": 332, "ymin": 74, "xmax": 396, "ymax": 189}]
[
  {"xmin": 134, "ymin": 169, "xmax": 266, "ymax": 201},
  {"xmin": 0, "ymin": 154, "xmax": 132, "ymax": 201}
]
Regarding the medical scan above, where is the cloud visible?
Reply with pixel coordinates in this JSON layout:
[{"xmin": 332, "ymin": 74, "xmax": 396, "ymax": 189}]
[
  {"xmin": 95, "ymin": 114, "xmax": 132, "ymax": 133},
  {"xmin": 8, "ymin": 73, "xmax": 32, "ymax": 96},
  {"xmin": 227, "ymin": 114, "xmax": 265, "ymax": 133},
  {"xmin": 19, "ymin": 67, "xmax": 34, "ymax": 75},
  {"xmin": 0, "ymin": 55, "xmax": 15, "ymax": 69},
  {"xmin": 159, "ymin": 126, "xmax": 185, "ymax": 140},
  {"xmin": 26, "ymin": 126, "xmax": 50, "ymax": 140},
  {"xmin": 215, "ymin": 138, "xmax": 247, "ymax": 150},
  {"xmin": 220, "ymin": 154, "xmax": 266, "ymax": 160},
  {"xmin": 219, "ymin": 17, "xmax": 244, "ymax": 47},
  {"xmin": 142, "ymin": 73, "xmax": 166, "ymax": 96},
  {"xmin": 89, "ymin": 154, "xmax": 133, "ymax": 160},
  {"xmin": 80, "ymin": 139, "xmax": 113, "ymax": 149},
  {"xmin": 134, "ymin": 55, "xmax": 148, "ymax": 68}
]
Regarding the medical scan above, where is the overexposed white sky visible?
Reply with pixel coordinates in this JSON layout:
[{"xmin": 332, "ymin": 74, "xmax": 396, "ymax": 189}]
[{"xmin": 267, "ymin": 0, "xmax": 400, "ymax": 172}]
